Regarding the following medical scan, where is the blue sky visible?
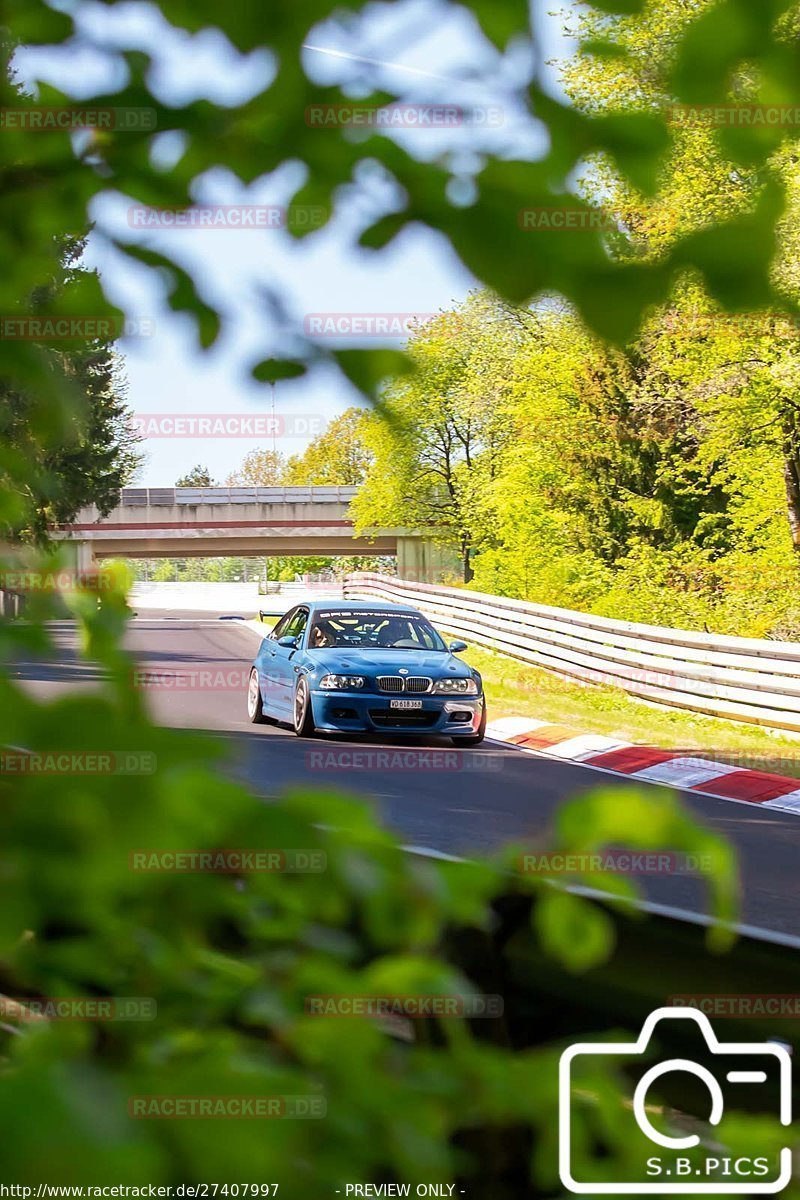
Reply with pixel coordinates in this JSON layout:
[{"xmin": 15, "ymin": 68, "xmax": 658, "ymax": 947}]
[{"xmin": 18, "ymin": 1, "xmax": 574, "ymax": 485}]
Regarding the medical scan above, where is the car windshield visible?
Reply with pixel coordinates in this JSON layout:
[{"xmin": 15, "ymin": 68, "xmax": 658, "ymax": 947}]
[{"xmin": 307, "ymin": 609, "xmax": 447, "ymax": 651}]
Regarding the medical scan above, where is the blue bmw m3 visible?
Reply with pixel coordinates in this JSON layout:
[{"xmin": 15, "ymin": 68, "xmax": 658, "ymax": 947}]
[{"xmin": 247, "ymin": 599, "xmax": 486, "ymax": 745}]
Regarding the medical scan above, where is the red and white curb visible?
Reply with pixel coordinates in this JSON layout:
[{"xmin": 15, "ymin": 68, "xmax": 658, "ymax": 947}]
[{"xmin": 487, "ymin": 718, "xmax": 800, "ymax": 816}]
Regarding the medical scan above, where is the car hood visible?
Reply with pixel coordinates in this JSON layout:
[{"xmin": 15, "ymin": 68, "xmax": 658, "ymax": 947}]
[{"xmin": 306, "ymin": 647, "xmax": 473, "ymax": 679}]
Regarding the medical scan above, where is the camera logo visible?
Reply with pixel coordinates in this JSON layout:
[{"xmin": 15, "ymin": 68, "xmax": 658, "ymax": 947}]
[{"xmin": 559, "ymin": 1006, "xmax": 792, "ymax": 1194}]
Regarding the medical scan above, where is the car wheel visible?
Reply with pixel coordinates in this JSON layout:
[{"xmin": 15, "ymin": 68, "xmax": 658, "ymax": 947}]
[
  {"xmin": 293, "ymin": 676, "xmax": 316, "ymax": 737},
  {"xmin": 247, "ymin": 668, "xmax": 268, "ymax": 724},
  {"xmin": 452, "ymin": 706, "xmax": 486, "ymax": 747}
]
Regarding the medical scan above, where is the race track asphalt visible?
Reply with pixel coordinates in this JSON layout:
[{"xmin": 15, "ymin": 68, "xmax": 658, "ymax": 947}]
[{"xmin": 12, "ymin": 610, "xmax": 800, "ymax": 939}]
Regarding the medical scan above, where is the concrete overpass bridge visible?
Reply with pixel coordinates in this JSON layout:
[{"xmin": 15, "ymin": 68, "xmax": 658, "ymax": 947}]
[{"xmin": 55, "ymin": 486, "xmax": 451, "ymax": 582}]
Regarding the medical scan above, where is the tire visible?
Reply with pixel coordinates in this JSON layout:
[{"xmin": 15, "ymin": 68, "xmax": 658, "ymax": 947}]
[
  {"xmin": 452, "ymin": 705, "xmax": 487, "ymax": 747},
  {"xmin": 293, "ymin": 675, "xmax": 316, "ymax": 737},
  {"xmin": 247, "ymin": 668, "xmax": 268, "ymax": 724}
]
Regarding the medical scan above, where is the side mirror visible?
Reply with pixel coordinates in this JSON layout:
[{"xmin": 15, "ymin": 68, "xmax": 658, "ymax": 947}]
[
  {"xmin": 258, "ymin": 610, "xmax": 270, "ymax": 622},
  {"xmin": 278, "ymin": 635, "xmax": 299, "ymax": 649},
  {"xmin": 449, "ymin": 639, "xmax": 468, "ymax": 653}
]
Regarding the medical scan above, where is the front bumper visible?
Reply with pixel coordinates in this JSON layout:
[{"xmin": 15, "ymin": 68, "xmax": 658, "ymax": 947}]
[{"xmin": 310, "ymin": 689, "xmax": 485, "ymax": 735}]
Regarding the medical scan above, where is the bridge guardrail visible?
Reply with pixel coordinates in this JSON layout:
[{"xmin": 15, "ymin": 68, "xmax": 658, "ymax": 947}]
[
  {"xmin": 344, "ymin": 572, "xmax": 800, "ymax": 733},
  {"xmin": 120, "ymin": 487, "xmax": 359, "ymax": 506}
]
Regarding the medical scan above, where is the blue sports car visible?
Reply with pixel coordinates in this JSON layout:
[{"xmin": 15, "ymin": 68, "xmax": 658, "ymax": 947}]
[{"xmin": 247, "ymin": 599, "xmax": 486, "ymax": 745}]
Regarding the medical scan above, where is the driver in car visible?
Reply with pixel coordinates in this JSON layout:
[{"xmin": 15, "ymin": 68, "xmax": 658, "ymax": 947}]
[
  {"xmin": 309, "ymin": 618, "xmax": 338, "ymax": 648},
  {"xmin": 374, "ymin": 618, "xmax": 409, "ymax": 646}
]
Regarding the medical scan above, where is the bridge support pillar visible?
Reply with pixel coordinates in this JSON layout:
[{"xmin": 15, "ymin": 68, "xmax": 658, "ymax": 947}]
[
  {"xmin": 77, "ymin": 542, "xmax": 97, "ymax": 574},
  {"xmin": 64, "ymin": 541, "xmax": 98, "ymax": 577},
  {"xmin": 396, "ymin": 537, "xmax": 458, "ymax": 584}
]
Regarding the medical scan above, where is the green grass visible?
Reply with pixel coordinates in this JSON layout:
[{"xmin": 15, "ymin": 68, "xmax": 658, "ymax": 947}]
[{"xmin": 461, "ymin": 644, "xmax": 800, "ymax": 780}]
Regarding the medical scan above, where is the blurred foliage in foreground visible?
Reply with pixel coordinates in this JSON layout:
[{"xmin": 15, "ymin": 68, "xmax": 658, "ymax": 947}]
[{"xmin": 1, "ymin": 0, "xmax": 799, "ymax": 1190}]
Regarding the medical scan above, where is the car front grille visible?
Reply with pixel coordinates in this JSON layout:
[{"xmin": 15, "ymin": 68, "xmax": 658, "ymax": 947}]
[{"xmin": 377, "ymin": 676, "xmax": 432, "ymax": 694}]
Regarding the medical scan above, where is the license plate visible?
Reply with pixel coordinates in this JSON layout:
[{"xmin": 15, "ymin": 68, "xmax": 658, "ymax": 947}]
[{"xmin": 389, "ymin": 699, "xmax": 423, "ymax": 710}]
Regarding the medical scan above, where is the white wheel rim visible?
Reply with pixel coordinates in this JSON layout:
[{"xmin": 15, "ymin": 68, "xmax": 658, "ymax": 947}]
[
  {"xmin": 248, "ymin": 671, "xmax": 260, "ymax": 717},
  {"xmin": 295, "ymin": 681, "xmax": 306, "ymax": 728}
]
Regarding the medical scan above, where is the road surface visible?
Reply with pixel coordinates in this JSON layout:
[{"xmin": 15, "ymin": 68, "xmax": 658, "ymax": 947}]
[{"xmin": 12, "ymin": 610, "xmax": 800, "ymax": 938}]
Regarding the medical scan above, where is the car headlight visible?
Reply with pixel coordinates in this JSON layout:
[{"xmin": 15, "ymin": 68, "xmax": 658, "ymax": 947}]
[
  {"xmin": 433, "ymin": 677, "xmax": 478, "ymax": 695},
  {"xmin": 319, "ymin": 674, "xmax": 366, "ymax": 690}
]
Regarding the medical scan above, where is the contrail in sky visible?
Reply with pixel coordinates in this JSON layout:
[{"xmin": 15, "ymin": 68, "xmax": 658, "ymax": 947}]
[{"xmin": 302, "ymin": 43, "xmax": 456, "ymax": 83}]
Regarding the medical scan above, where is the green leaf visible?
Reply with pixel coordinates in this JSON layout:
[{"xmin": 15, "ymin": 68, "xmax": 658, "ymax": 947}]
[
  {"xmin": 671, "ymin": 181, "xmax": 786, "ymax": 311},
  {"xmin": 468, "ymin": 0, "xmax": 531, "ymax": 50},
  {"xmin": 359, "ymin": 213, "xmax": 409, "ymax": 252},
  {"xmin": 118, "ymin": 245, "xmax": 220, "ymax": 348},
  {"xmin": 332, "ymin": 348, "xmax": 413, "ymax": 401},
  {"xmin": 534, "ymin": 890, "xmax": 616, "ymax": 973},
  {"xmin": 671, "ymin": 0, "xmax": 791, "ymax": 104},
  {"xmin": 578, "ymin": 38, "xmax": 631, "ymax": 61},
  {"xmin": 250, "ymin": 358, "xmax": 308, "ymax": 383}
]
